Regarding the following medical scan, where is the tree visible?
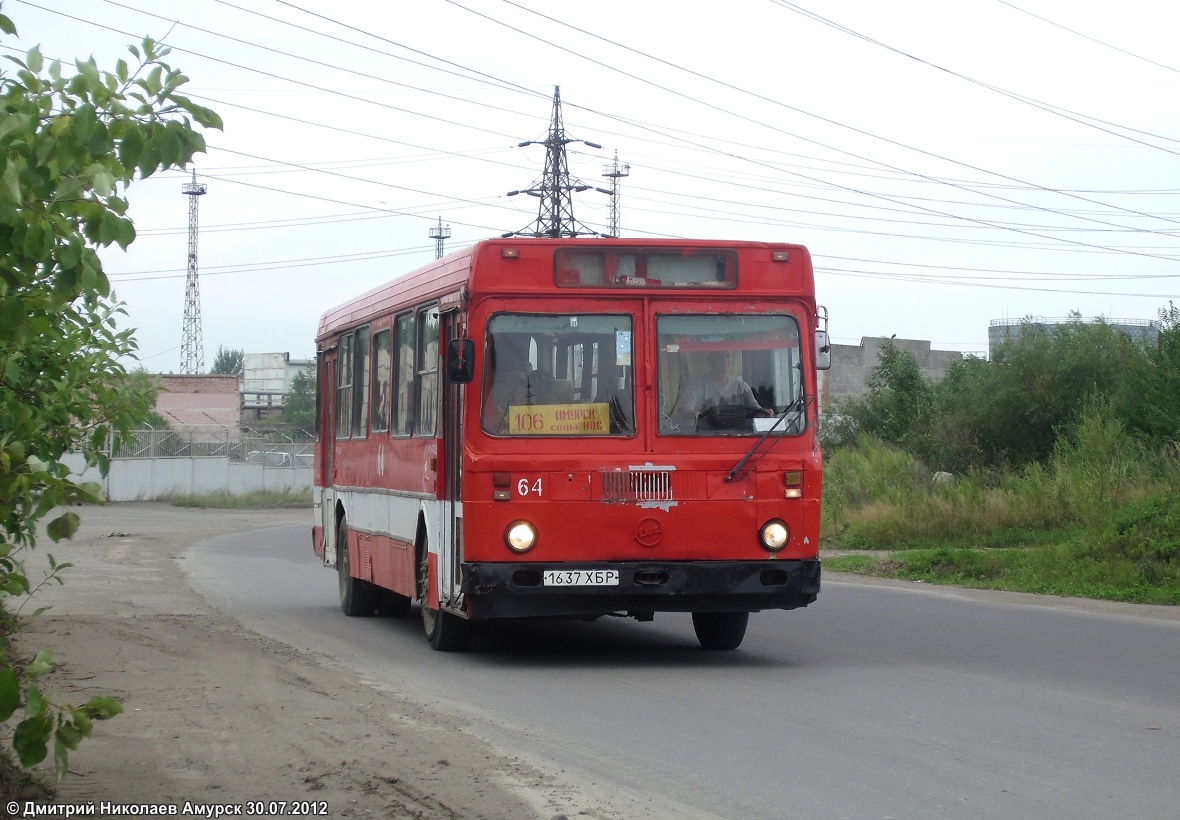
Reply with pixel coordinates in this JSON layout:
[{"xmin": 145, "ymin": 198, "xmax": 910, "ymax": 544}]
[
  {"xmin": 283, "ymin": 366, "xmax": 316, "ymax": 438},
  {"xmin": 0, "ymin": 6, "xmax": 220, "ymax": 778},
  {"xmin": 937, "ymin": 317, "xmax": 1141, "ymax": 468},
  {"xmin": 825, "ymin": 341, "xmax": 940, "ymax": 466},
  {"xmin": 209, "ymin": 345, "xmax": 244, "ymax": 376},
  {"xmin": 1118, "ymin": 303, "xmax": 1180, "ymax": 447}
]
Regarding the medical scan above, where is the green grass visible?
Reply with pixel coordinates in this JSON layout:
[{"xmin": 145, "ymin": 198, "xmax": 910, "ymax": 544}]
[
  {"xmin": 824, "ymin": 498, "xmax": 1180, "ymax": 605},
  {"xmin": 821, "ymin": 432, "xmax": 1180, "ymax": 605},
  {"xmin": 166, "ymin": 488, "xmax": 311, "ymax": 508}
]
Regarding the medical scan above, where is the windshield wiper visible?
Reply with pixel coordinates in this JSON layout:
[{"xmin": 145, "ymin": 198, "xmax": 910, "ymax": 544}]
[{"xmin": 725, "ymin": 396, "xmax": 806, "ymax": 483}]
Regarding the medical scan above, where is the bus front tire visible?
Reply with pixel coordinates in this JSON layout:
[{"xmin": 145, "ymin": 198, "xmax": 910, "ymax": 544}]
[
  {"xmin": 337, "ymin": 517, "xmax": 378, "ymax": 617},
  {"xmin": 417, "ymin": 547, "xmax": 471, "ymax": 651},
  {"xmin": 692, "ymin": 611, "xmax": 749, "ymax": 650}
]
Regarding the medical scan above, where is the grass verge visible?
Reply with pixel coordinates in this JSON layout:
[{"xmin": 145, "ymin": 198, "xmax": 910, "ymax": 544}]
[
  {"xmin": 821, "ymin": 428, "xmax": 1180, "ymax": 606},
  {"xmin": 166, "ymin": 488, "xmax": 311, "ymax": 509},
  {"xmin": 824, "ymin": 495, "xmax": 1180, "ymax": 605}
]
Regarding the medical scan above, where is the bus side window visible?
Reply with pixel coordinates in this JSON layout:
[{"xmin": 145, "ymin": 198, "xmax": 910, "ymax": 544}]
[
  {"xmin": 336, "ymin": 333, "xmax": 353, "ymax": 439},
  {"xmin": 393, "ymin": 312, "xmax": 415, "ymax": 437},
  {"xmin": 371, "ymin": 329, "xmax": 391, "ymax": 433},
  {"xmin": 352, "ymin": 326, "xmax": 370, "ymax": 438},
  {"xmin": 416, "ymin": 306, "xmax": 440, "ymax": 436}
]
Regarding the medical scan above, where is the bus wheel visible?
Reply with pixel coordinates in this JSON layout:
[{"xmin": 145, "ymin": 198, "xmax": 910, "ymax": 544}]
[
  {"xmin": 337, "ymin": 517, "xmax": 378, "ymax": 616},
  {"xmin": 692, "ymin": 611, "xmax": 749, "ymax": 650},
  {"xmin": 416, "ymin": 547, "xmax": 471, "ymax": 651},
  {"xmin": 377, "ymin": 589, "xmax": 412, "ymax": 617}
]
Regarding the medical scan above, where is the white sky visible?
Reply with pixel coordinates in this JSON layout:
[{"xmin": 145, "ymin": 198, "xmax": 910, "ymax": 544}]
[{"xmin": 7, "ymin": 0, "xmax": 1180, "ymax": 368}]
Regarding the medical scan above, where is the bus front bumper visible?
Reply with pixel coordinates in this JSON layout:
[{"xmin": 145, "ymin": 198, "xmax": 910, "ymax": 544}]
[{"xmin": 462, "ymin": 559, "xmax": 820, "ymax": 620}]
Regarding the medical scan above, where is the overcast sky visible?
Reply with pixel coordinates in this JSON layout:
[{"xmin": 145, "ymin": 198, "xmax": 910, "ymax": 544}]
[{"xmin": 7, "ymin": 0, "xmax": 1180, "ymax": 369}]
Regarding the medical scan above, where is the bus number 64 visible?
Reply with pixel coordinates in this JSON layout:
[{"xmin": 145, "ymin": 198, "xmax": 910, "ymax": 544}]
[{"xmin": 517, "ymin": 477, "xmax": 543, "ymax": 497}]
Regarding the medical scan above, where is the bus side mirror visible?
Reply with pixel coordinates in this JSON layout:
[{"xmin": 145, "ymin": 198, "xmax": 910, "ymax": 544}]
[
  {"xmin": 815, "ymin": 330, "xmax": 832, "ymax": 371},
  {"xmin": 447, "ymin": 338, "xmax": 475, "ymax": 383}
]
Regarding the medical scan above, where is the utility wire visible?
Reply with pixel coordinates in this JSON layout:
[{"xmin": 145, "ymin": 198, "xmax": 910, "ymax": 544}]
[
  {"xmin": 480, "ymin": 0, "xmax": 1180, "ymax": 235},
  {"xmin": 768, "ymin": 0, "xmax": 1180, "ymax": 149},
  {"xmin": 993, "ymin": 0, "xmax": 1180, "ymax": 76}
]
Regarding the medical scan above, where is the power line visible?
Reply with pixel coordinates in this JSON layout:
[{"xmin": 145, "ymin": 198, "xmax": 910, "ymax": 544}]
[
  {"xmin": 993, "ymin": 0, "xmax": 1180, "ymax": 76},
  {"xmin": 475, "ymin": 0, "xmax": 1180, "ymax": 237}
]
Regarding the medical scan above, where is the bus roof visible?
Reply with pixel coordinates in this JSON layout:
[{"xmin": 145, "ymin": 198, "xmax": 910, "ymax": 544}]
[{"xmin": 317, "ymin": 238, "xmax": 813, "ymax": 343}]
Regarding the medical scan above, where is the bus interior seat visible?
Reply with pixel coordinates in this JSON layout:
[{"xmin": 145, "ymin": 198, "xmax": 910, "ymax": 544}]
[{"xmin": 548, "ymin": 379, "xmax": 575, "ymax": 403}]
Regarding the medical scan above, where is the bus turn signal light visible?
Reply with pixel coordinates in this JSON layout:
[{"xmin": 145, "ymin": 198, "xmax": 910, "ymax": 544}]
[{"xmin": 784, "ymin": 471, "xmax": 802, "ymax": 498}]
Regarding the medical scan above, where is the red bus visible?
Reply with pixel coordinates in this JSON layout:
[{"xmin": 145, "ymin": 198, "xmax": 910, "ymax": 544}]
[{"xmin": 312, "ymin": 238, "xmax": 831, "ymax": 650}]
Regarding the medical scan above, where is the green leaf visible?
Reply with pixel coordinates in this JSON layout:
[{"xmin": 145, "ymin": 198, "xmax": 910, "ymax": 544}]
[
  {"xmin": 25, "ymin": 650, "xmax": 54, "ymax": 679},
  {"xmin": 54, "ymin": 734, "xmax": 69, "ymax": 781},
  {"xmin": 74, "ymin": 104, "xmax": 97, "ymax": 146},
  {"xmin": 75, "ymin": 482, "xmax": 104, "ymax": 504},
  {"xmin": 98, "ymin": 209, "xmax": 121, "ymax": 246},
  {"xmin": 71, "ymin": 709, "xmax": 93, "ymax": 737},
  {"xmin": 118, "ymin": 126, "xmax": 144, "ymax": 170},
  {"xmin": 85, "ymin": 162, "xmax": 116, "ymax": 196},
  {"xmin": 1, "ymin": 161, "xmax": 22, "ymax": 203},
  {"xmin": 46, "ymin": 511, "xmax": 80, "ymax": 542},
  {"xmin": 0, "ymin": 667, "xmax": 20, "ymax": 721},
  {"xmin": 0, "ymin": 110, "xmax": 31, "ymax": 142},
  {"xmin": 26, "ymin": 46, "xmax": 43, "ymax": 74},
  {"xmin": 13, "ymin": 713, "xmax": 52, "ymax": 767},
  {"xmin": 25, "ymin": 684, "xmax": 46, "ymax": 717},
  {"xmin": 0, "ymin": 14, "xmax": 16, "ymax": 36},
  {"xmin": 82, "ymin": 695, "xmax": 123, "ymax": 720},
  {"xmin": 57, "ymin": 721, "xmax": 83, "ymax": 751}
]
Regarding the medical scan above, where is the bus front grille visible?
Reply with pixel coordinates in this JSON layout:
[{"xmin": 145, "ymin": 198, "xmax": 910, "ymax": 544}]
[{"xmin": 601, "ymin": 468, "xmax": 674, "ymax": 503}]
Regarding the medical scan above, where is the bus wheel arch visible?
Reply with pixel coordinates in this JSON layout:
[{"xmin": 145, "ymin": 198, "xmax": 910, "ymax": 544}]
[
  {"xmin": 336, "ymin": 513, "xmax": 378, "ymax": 617},
  {"xmin": 415, "ymin": 516, "xmax": 471, "ymax": 651}
]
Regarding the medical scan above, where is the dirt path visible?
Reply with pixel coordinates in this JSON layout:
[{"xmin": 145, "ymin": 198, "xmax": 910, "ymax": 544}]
[{"xmin": 14, "ymin": 503, "xmax": 590, "ymax": 819}]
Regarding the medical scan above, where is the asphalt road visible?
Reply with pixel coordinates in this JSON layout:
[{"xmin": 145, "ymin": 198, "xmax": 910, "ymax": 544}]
[{"xmin": 186, "ymin": 523, "xmax": 1180, "ymax": 820}]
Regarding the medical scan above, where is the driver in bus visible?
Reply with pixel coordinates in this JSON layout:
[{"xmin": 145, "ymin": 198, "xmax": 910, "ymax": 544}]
[
  {"xmin": 483, "ymin": 333, "xmax": 553, "ymax": 432},
  {"xmin": 681, "ymin": 350, "xmax": 770, "ymax": 422}
]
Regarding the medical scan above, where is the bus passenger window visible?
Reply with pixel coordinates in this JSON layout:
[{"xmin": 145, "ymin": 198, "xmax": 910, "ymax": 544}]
[
  {"xmin": 393, "ymin": 313, "xmax": 415, "ymax": 437},
  {"xmin": 336, "ymin": 333, "xmax": 353, "ymax": 439},
  {"xmin": 353, "ymin": 326, "xmax": 370, "ymax": 438},
  {"xmin": 416, "ymin": 307, "xmax": 439, "ymax": 437},
  {"xmin": 371, "ymin": 329, "xmax": 391, "ymax": 434}
]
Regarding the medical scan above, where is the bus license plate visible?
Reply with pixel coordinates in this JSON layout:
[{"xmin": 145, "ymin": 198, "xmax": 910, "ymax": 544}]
[{"xmin": 543, "ymin": 569, "xmax": 620, "ymax": 586}]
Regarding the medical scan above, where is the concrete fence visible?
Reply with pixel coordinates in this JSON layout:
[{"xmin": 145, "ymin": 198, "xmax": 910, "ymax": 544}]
[{"xmin": 64, "ymin": 428, "xmax": 313, "ymax": 502}]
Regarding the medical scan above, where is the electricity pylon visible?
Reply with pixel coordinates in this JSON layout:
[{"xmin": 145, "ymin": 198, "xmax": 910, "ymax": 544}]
[
  {"xmin": 180, "ymin": 169, "xmax": 207, "ymax": 374},
  {"xmin": 602, "ymin": 150, "xmax": 630, "ymax": 238},
  {"xmin": 505, "ymin": 86, "xmax": 611, "ymax": 238},
  {"xmin": 429, "ymin": 216, "xmax": 451, "ymax": 259}
]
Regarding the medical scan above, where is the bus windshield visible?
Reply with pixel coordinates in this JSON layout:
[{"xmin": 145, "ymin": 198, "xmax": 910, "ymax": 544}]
[
  {"xmin": 658, "ymin": 314, "xmax": 804, "ymax": 436},
  {"xmin": 482, "ymin": 313, "xmax": 635, "ymax": 437}
]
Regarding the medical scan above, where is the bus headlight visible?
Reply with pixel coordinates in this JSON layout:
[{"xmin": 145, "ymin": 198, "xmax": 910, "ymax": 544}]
[
  {"xmin": 759, "ymin": 520, "xmax": 790, "ymax": 552},
  {"xmin": 505, "ymin": 521, "xmax": 537, "ymax": 553}
]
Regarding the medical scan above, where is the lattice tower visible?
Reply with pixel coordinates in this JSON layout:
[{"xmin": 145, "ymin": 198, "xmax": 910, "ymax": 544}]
[
  {"xmin": 180, "ymin": 169, "xmax": 207, "ymax": 374},
  {"xmin": 602, "ymin": 150, "xmax": 630, "ymax": 238},
  {"xmin": 505, "ymin": 86, "xmax": 609, "ymax": 238},
  {"xmin": 429, "ymin": 216, "xmax": 451, "ymax": 259}
]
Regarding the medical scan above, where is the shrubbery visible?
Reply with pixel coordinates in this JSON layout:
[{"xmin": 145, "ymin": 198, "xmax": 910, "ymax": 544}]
[{"xmin": 821, "ymin": 313, "xmax": 1180, "ymax": 603}]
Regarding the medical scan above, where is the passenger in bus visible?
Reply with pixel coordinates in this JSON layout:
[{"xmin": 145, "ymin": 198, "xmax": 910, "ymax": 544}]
[{"xmin": 680, "ymin": 350, "xmax": 770, "ymax": 422}]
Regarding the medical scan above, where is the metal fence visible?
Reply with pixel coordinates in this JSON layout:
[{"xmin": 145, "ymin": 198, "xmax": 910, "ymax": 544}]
[{"xmin": 113, "ymin": 428, "xmax": 314, "ymax": 467}]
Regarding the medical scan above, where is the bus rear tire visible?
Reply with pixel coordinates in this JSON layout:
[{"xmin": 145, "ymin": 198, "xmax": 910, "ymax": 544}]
[
  {"xmin": 337, "ymin": 517, "xmax": 378, "ymax": 617},
  {"xmin": 692, "ymin": 611, "xmax": 749, "ymax": 650},
  {"xmin": 417, "ymin": 546, "xmax": 471, "ymax": 651}
]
